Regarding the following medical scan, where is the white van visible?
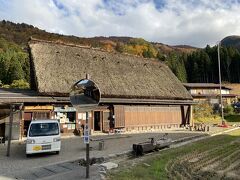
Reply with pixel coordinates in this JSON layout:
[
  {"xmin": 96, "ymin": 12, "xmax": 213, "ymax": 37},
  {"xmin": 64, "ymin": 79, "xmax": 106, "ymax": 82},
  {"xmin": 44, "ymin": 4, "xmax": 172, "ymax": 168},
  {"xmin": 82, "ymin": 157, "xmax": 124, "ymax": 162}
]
[{"xmin": 26, "ymin": 119, "xmax": 61, "ymax": 156}]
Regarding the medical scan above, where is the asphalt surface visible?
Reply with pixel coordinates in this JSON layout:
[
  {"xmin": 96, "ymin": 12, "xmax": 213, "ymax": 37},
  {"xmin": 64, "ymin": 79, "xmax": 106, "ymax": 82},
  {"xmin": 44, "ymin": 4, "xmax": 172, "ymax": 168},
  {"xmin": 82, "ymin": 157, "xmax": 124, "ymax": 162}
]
[{"xmin": 0, "ymin": 130, "xmax": 204, "ymax": 179}]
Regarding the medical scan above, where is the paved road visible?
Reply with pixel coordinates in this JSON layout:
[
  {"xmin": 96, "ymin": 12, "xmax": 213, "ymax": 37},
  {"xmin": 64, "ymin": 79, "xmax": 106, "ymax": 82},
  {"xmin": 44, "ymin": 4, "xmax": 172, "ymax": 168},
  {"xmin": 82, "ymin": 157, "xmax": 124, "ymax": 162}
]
[{"xmin": 0, "ymin": 130, "xmax": 202, "ymax": 179}]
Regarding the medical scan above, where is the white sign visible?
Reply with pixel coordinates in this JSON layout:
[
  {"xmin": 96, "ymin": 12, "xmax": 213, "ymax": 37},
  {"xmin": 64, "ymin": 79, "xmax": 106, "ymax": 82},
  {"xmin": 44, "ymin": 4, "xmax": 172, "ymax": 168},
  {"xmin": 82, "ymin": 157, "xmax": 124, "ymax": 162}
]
[
  {"xmin": 78, "ymin": 113, "xmax": 83, "ymax": 119},
  {"xmin": 84, "ymin": 124, "xmax": 90, "ymax": 144},
  {"xmin": 83, "ymin": 113, "xmax": 86, "ymax": 120},
  {"xmin": 88, "ymin": 112, "xmax": 92, "ymax": 118},
  {"xmin": 84, "ymin": 135, "xmax": 89, "ymax": 144}
]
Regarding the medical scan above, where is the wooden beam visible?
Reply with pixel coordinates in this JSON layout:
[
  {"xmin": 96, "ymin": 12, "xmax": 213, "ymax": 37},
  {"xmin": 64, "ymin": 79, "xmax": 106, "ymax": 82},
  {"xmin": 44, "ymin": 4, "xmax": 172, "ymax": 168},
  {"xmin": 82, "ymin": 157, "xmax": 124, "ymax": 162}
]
[
  {"xmin": 180, "ymin": 106, "xmax": 186, "ymax": 125},
  {"xmin": 186, "ymin": 106, "xmax": 190, "ymax": 125},
  {"xmin": 189, "ymin": 105, "xmax": 193, "ymax": 126}
]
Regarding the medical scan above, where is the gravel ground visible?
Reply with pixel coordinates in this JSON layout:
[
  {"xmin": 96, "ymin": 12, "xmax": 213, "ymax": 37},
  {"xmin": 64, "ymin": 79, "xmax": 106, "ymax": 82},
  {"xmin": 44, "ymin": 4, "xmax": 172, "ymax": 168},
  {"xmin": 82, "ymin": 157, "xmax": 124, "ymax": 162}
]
[{"xmin": 0, "ymin": 128, "xmax": 228, "ymax": 179}]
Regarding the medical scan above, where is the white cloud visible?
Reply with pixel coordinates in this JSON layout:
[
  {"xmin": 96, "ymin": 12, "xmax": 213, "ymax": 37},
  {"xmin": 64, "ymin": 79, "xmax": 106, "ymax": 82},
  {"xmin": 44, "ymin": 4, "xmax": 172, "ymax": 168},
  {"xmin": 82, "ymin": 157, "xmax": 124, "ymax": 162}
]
[{"xmin": 0, "ymin": 0, "xmax": 240, "ymax": 47}]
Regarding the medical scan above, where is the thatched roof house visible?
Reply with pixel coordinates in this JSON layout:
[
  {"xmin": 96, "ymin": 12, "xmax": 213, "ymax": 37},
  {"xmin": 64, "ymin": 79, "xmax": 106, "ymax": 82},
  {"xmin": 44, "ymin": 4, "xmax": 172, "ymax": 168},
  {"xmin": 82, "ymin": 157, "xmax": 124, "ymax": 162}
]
[
  {"xmin": 28, "ymin": 39, "xmax": 194, "ymax": 133},
  {"xmin": 29, "ymin": 39, "xmax": 192, "ymax": 102}
]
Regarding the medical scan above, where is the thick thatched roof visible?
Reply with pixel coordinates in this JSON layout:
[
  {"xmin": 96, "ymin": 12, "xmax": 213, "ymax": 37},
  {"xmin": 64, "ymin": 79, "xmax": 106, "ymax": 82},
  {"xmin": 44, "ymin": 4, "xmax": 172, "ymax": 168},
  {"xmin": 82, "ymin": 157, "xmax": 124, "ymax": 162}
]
[{"xmin": 29, "ymin": 39, "xmax": 192, "ymax": 101}]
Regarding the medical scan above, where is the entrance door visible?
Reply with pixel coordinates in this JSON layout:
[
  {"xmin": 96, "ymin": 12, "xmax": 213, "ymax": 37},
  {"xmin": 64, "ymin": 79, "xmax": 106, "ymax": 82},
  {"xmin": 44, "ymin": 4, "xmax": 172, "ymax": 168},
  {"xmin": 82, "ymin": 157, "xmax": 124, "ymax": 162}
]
[{"xmin": 94, "ymin": 111, "xmax": 101, "ymax": 131}]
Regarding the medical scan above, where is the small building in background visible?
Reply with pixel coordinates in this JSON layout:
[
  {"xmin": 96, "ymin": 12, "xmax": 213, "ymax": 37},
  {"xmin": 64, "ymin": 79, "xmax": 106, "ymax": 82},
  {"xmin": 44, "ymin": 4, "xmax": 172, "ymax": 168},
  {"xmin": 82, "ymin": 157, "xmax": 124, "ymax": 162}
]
[
  {"xmin": 183, "ymin": 83, "xmax": 237, "ymax": 105},
  {"xmin": 223, "ymin": 83, "xmax": 240, "ymax": 100}
]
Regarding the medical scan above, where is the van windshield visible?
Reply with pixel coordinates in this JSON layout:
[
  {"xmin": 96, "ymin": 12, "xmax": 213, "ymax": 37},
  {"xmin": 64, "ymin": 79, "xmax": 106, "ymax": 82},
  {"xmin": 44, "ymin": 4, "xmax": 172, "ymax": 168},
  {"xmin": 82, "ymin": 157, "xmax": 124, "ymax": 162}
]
[{"xmin": 29, "ymin": 122, "xmax": 59, "ymax": 137}]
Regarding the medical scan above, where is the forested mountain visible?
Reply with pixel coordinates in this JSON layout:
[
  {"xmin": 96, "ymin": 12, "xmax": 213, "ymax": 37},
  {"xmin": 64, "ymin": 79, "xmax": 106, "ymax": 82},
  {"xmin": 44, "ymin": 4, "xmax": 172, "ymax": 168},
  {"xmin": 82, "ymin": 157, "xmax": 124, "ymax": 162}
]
[
  {"xmin": 221, "ymin": 36, "xmax": 240, "ymax": 51},
  {"xmin": 185, "ymin": 45, "xmax": 240, "ymax": 83},
  {"xmin": 0, "ymin": 20, "xmax": 240, "ymax": 88},
  {"xmin": 0, "ymin": 20, "xmax": 197, "ymax": 54}
]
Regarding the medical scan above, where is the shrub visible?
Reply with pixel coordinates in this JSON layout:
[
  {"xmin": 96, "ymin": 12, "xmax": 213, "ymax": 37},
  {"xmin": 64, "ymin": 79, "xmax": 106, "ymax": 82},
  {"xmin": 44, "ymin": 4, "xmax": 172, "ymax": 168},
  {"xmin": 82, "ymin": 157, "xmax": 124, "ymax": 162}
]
[
  {"xmin": 223, "ymin": 105, "xmax": 234, "ymax": 115},
  {"xmin": 193, "ymin": 103, "xmax": 213, "ymax": 119},
  {"xmin": 2, "ymin": 84, "xmax": 10, "ymax": 88},
  {"xmin": 10, "ymin": 79, "xmax": 30, "ymax": 89}
]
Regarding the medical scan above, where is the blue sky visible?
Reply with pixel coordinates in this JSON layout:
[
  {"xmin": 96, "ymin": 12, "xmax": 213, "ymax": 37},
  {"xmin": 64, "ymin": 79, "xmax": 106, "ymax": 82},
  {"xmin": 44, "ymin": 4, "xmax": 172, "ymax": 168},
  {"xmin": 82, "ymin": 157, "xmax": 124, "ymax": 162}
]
[{"xmin": 0, "ymin": 0, "xmax": 240, "ymax": 47}]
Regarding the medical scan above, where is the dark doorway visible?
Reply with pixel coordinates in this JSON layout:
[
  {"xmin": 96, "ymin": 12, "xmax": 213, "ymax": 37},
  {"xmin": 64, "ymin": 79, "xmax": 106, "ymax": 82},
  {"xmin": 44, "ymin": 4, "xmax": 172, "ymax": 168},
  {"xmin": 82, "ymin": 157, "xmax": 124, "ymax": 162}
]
[
  {"xmin": 24, "ymin": 120, "xmax": 31, "ymax": 137},
  {"xmin": 94, "ymin": 111, "xmax": 101, "ymax": 131},
  {"xmin": 67, "ymin": 112, "xmax": 76, "ymax": 123},
  {"xmin": 0, "ymin": 123, "xmax": 5, "ymax": 142}
]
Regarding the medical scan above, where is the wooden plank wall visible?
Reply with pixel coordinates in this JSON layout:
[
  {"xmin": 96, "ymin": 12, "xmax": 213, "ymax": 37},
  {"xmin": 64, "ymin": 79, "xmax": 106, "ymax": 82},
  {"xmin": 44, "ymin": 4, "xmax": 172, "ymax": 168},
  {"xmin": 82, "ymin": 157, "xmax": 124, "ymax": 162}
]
[
  {"xmin": 114, "ymin": 105, "xmax": 125, "ymax": 128},
  {"xmin": 102, "ymin": 111, "xmax": 110, "ymax": 132},
  {"xmin": 124, "ymin": 106, "xmax": 182, "ymax": 129}
]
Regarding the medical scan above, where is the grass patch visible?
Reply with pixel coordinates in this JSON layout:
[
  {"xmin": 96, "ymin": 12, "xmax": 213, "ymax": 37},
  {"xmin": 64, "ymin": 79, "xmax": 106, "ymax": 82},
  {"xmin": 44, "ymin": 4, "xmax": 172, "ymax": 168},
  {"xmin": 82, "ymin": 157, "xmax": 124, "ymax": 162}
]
[
  {"xmin": 224, "ymin": 114, "xmax": 240, "ymax": 122},
  {"xmin": 107, "ymin": 129, "xmax": 240, "ymax": 180}
]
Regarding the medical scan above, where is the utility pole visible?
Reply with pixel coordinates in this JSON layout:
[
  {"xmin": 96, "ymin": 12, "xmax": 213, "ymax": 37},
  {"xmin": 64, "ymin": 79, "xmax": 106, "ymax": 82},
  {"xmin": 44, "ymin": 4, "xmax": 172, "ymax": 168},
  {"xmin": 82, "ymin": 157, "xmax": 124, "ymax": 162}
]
[
  {"xmin": 7, "ymin": 104, "xmax": 13, "ymax": 157},
  {"xmin": 85, "ymin": 111, "xmax": 90, "ymax": 178},
  {"xmin": 218, "ymin": 42, "xmax": 224, "ymax": 125},
  {"xmin": 85, "ymin": 73, "xmax": 90, "ymax": 179}
]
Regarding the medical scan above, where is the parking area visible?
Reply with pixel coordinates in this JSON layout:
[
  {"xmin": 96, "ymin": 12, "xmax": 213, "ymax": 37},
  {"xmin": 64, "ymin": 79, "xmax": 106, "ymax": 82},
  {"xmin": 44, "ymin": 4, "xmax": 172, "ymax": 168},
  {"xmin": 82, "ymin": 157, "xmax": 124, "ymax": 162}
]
[{"xmin": 0, "ymin": 130, "xmax": 205, "ymax": 178}]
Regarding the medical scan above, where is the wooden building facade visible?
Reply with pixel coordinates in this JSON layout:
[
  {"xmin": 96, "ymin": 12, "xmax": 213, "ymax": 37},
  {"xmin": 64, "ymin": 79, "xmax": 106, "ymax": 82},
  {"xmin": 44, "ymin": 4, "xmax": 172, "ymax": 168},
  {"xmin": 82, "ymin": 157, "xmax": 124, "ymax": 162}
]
[{"xmin": 27, "ymin": 39, "xmax": 194, "ymax": 133}]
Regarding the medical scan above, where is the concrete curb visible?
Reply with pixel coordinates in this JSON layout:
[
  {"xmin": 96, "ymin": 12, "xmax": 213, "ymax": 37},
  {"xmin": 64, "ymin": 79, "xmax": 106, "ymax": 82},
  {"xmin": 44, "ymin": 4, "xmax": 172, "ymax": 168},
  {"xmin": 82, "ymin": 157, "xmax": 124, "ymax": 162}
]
[
  {"xmin": 172, "ymin": 133, "xmax": 207, "ymax": 144},
  {"xmin": 210, "ymin": 127, "xmax": 240, "ymax": 136}
]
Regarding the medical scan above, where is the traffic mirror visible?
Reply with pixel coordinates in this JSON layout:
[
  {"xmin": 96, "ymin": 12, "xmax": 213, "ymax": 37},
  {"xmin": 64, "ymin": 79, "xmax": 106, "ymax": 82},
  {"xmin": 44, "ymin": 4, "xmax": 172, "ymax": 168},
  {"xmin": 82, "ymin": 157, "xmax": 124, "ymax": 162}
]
[{"xmin": 70, "ymin": 79, "xmax": 100, "ymax": 112}]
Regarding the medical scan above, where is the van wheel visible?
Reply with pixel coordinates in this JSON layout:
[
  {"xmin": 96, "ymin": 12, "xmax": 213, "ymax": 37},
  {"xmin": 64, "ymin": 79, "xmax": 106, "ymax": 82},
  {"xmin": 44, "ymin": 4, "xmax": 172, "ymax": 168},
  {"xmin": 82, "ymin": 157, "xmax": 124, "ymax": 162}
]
[{"xmin": 56, "ymin": 151, "xmax": 60, "ymax": 155}]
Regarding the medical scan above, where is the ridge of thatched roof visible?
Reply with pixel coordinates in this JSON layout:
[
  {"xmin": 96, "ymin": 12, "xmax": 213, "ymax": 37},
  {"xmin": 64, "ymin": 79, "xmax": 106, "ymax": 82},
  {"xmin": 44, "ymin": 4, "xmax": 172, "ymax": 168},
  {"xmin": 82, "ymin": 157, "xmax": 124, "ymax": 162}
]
[
  {"xmin": 183, "ymin": 83, "xmax": 231, "ymax": 90},
  {"xmin": 28, "ymin": 39, "xmax": 192, "ymax": 101},
  {"xmin": 29, "ymin": 37, "xmax": 159, "ymax": 60}
]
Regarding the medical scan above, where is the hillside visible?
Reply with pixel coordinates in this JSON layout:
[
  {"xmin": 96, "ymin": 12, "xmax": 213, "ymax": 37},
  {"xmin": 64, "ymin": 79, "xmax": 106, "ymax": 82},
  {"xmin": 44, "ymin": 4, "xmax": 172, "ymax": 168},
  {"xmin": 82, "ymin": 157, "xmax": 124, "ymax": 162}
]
[
  {"xmin": 221, "ymin": 35, "xmax": 240, "ymax": 51},
  {"xmin": 0, "ymin": 20, "xmax": 197, "ymax": 55}
]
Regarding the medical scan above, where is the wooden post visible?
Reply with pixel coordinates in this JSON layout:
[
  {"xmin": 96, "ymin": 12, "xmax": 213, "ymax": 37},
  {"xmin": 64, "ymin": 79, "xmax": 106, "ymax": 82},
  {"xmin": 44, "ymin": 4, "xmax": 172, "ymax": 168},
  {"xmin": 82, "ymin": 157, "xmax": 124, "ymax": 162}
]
[
  {"xmin": 180, "ymin": 106, "xmax": 185, "ymax": 126},
  {"xmin": 189, "ymin": 105, "xmax": 193, "ymax": 127},
  {"xmin": 19, "ymin": 106, "xmax": 23, "ymax": 141}
]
